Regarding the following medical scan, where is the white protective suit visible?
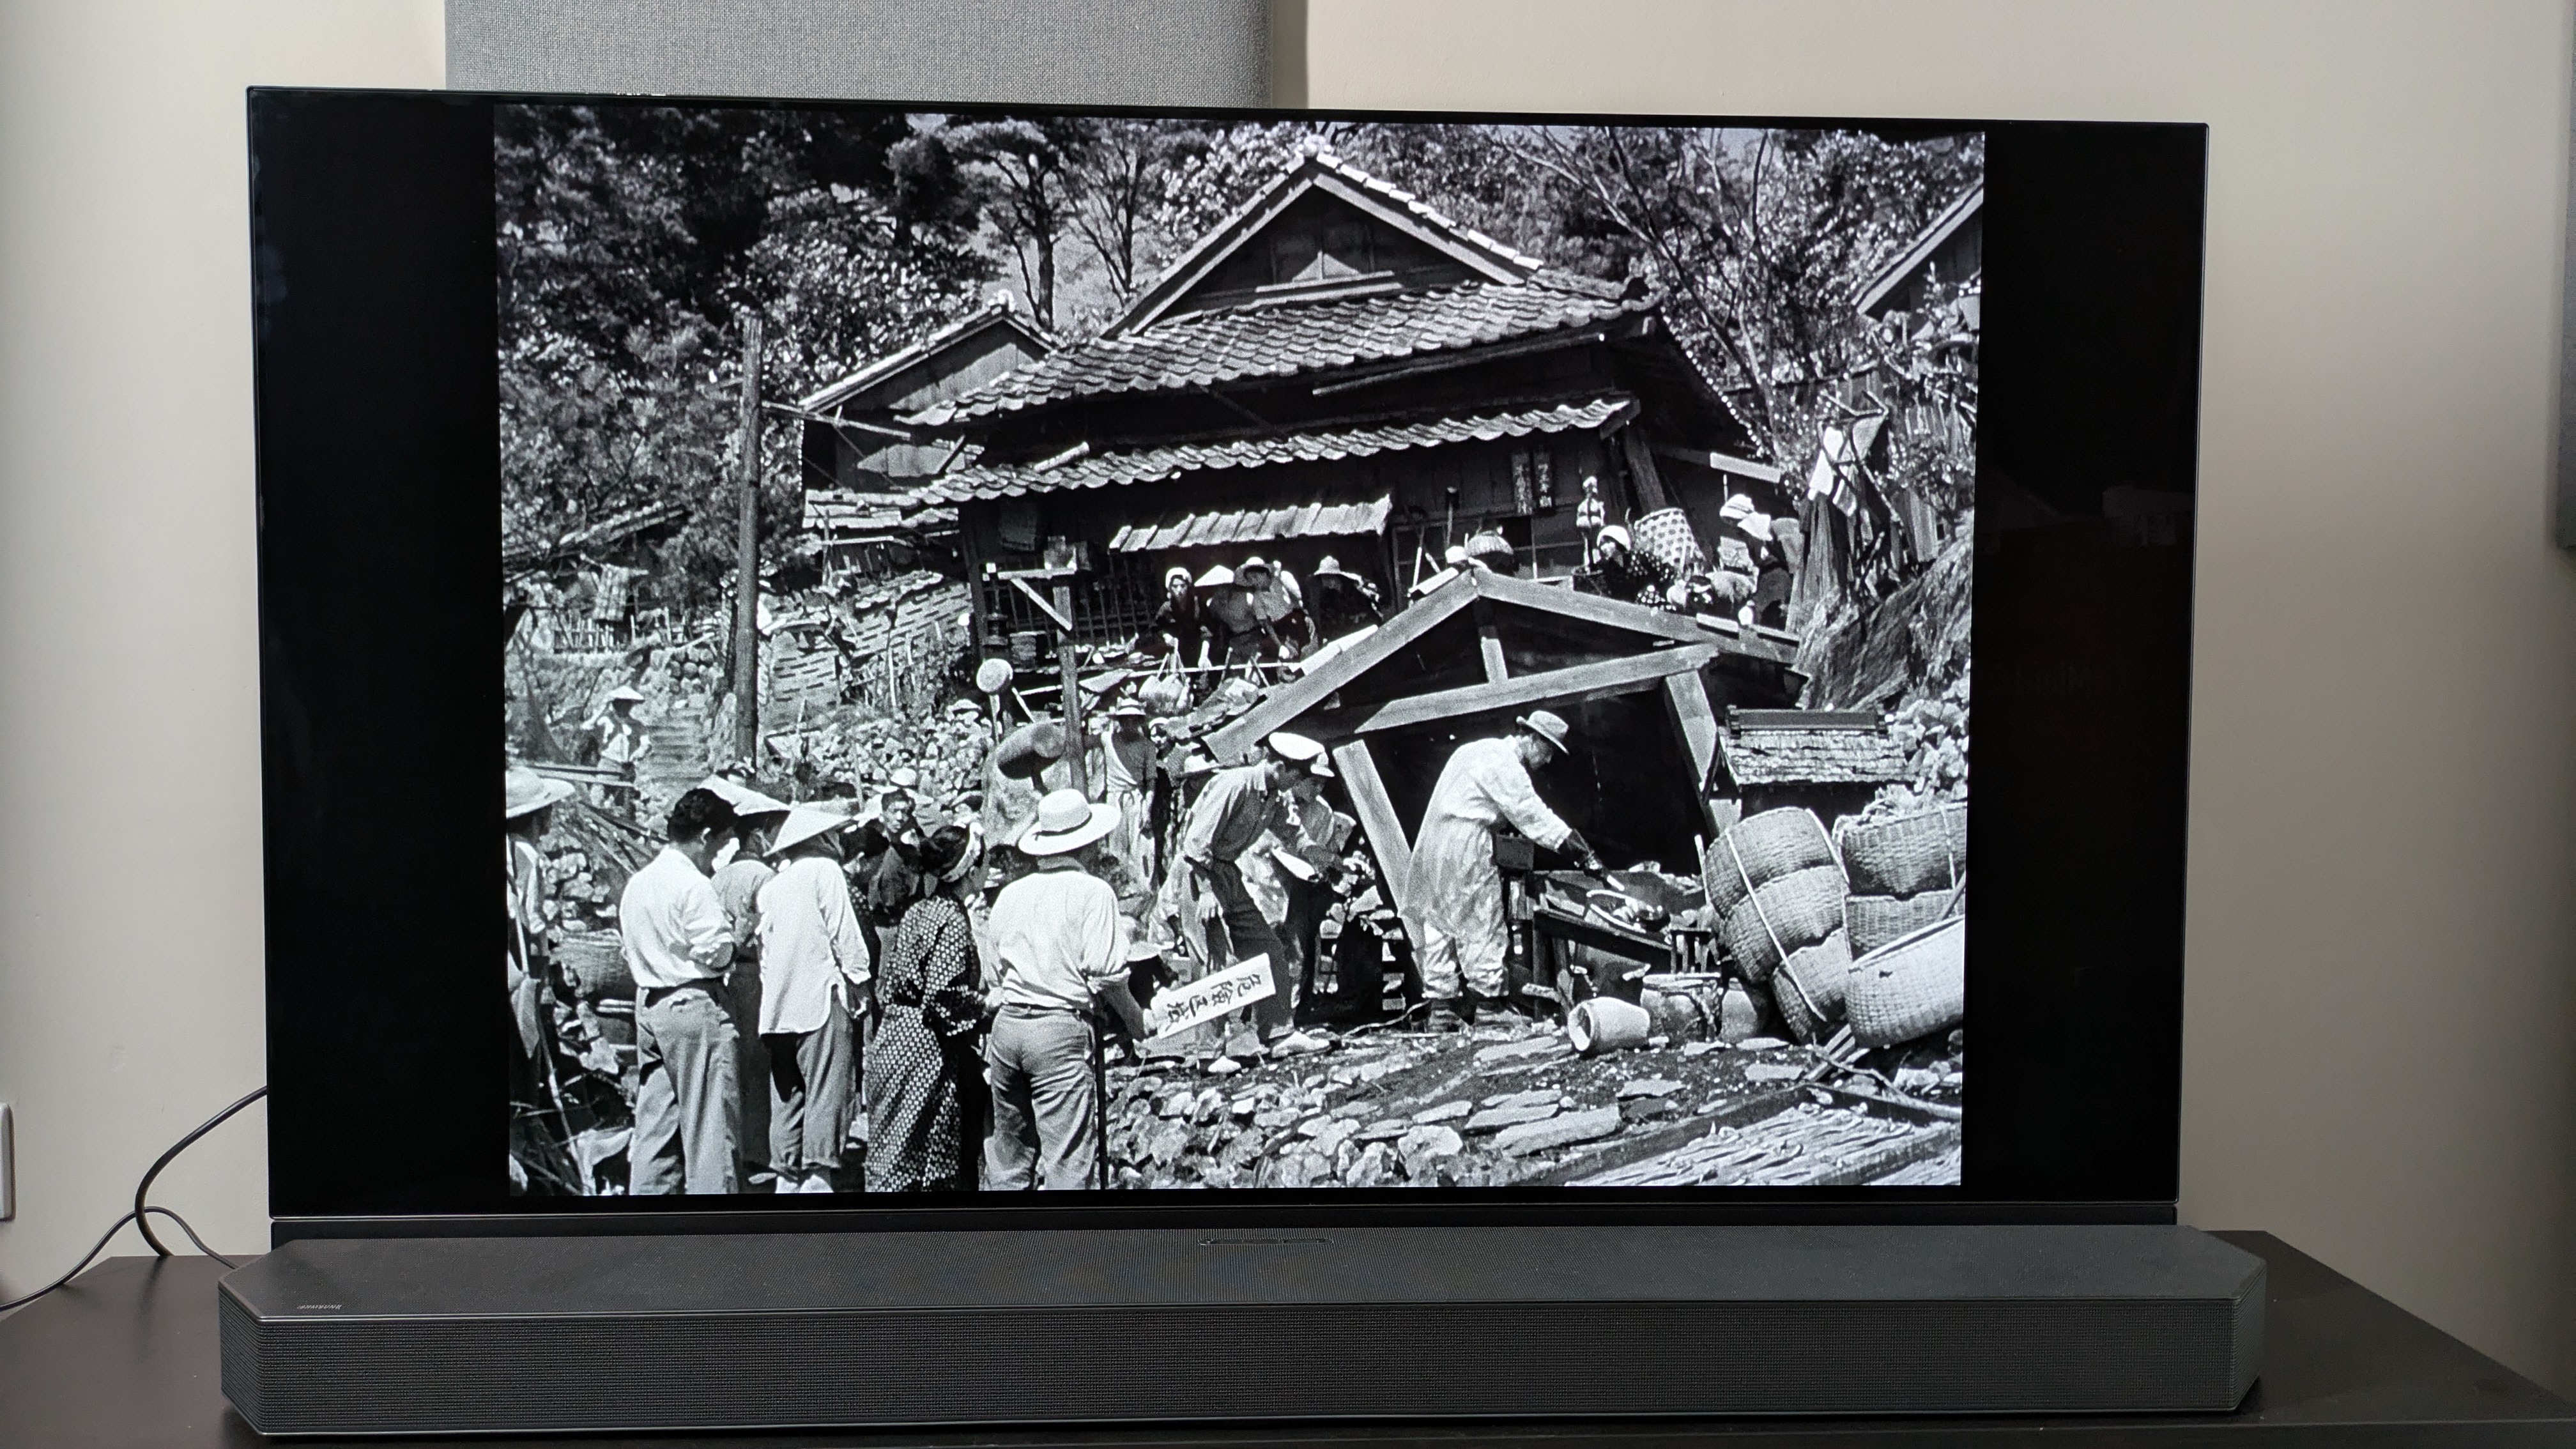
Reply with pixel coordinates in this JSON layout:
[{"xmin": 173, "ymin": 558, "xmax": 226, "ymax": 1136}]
[{"xmin": 1401, "ymin": 737, "xmax": 1574, "ymax": 1000}]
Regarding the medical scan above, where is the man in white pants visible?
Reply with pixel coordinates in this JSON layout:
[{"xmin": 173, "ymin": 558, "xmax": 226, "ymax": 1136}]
[{"xmin": 1402, "ymin": 710, "xmax": 1604, "ymax": 1029}]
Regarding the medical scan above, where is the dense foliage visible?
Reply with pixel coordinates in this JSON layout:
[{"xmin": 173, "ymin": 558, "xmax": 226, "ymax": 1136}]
[{"xmin": 499, "ymin": 110, "xmax": 1980, "ymax": 613}]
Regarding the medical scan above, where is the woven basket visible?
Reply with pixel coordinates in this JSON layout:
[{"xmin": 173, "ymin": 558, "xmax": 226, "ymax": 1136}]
[
  {"xmin": 555, "ymin": 931, "xmax": 632, "ymax": 1002},
  {"xmin": 1846, "ymin": 891, "xmax": 1959, "ymax": 958},
  {"xmin": 1846, "ymin": 917, "xmax": 1966, "ymax": 1048},
  {"xmin": 1630, "ymin": 507, "xmax": 1710, "ymax": 575},
  {"xmin": 1772, "ymin": 930, "xmax": 1853, "ymax": 1045},
  {"xmin": 1703, "ymin": 808, "xmax": 1840, "ymax": 917},
  {"xmin": 1720, "ymin": 864, "xmax": 1848, "ymax": 984},
  {"xmin": 1839, "ymin": 804, "xmax": 1968, "ymax": 898}
]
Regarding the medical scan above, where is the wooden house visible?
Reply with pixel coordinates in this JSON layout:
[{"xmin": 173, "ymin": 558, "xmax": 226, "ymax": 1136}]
[
  {"xmin": 900, "ymin": 150, "xmax": 1780, "ymax": 650},
  {"xmin": 792, "ymin": 300, "xmax": 1051, "ymax": 579},
  {"xmin": 1206, "ymin": 568, "xmax": 1804, "ymax": 905}
]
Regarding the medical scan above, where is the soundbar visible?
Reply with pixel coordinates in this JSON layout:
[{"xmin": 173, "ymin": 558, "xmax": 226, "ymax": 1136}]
[{"xmin": 219, "ymin": 1224, "xmax": 2263, "ymax": 1435}]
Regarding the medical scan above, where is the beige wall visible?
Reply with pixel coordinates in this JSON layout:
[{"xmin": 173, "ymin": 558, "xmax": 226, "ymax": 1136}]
[
  {"xmin": 1308, "ymin": 0, "xmax": 2576, "ymax": 1393},
  {"xmin": 6, "ymin": 0, "xmax": 2574, "ymax": 1400},
  {"xmin": 0, "ymin": 2, "xmax": 442, "ymax": 1287}
]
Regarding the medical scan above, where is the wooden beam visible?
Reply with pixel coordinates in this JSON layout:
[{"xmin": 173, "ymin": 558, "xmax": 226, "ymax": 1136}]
[
  {"xmin": 1005, "ymin": 574, "xmax": 1075, "ymax": 632},
  {"xmin": 1471, "ymin": 569, "xmax": 1798, "ymax": 664},
  {"xmin": 1618, "ymin": 425, "xmax": 1673, "ymax": 514},
  {"xmin": 1662, "ymin": 671, "xmax": 1723, "ymax": 833},
  {"xmin": 1206, "ymin": 571, "xmax": 1483, "ymax": 760},
  {"xmin": 1651, "ymin": 440, "xmax": 1784, "ymax": 486},
  {"xmin": 1342, "ymin": 645, "xmax": 1719, "ymax": 737},
  {"xmin": 1333, "ymin": 740, "xmax": 1413, "ymax": 916}
]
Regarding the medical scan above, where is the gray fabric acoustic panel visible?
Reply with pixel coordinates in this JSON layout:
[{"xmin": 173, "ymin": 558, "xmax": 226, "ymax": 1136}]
[{"xmin": 446, "ymin": 0, "xmax": 1271, "ymax": 108}]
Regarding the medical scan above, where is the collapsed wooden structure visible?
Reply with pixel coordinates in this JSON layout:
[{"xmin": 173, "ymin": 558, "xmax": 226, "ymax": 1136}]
[{"xmin": 1206, "ymin": 568, "xmax": 1804, "ymax": 909}]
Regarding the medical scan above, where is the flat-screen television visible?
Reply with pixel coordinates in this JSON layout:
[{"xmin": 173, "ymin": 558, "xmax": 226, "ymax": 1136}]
[{"xmin": 250, "ymin": 89, "xmax": 2204, "ymax": 1238}]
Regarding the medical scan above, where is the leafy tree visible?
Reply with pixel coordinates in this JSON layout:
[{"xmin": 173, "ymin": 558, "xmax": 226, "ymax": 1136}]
[{"xmin": 939, "ymin": 118, "xmax": 1089, "ymax": 329}]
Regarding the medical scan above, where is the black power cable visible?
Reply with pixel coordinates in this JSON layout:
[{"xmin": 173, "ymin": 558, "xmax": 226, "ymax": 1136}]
[{"xmin": 0, "ymin": 1086, "xmax": 266, "ymax": 1314}]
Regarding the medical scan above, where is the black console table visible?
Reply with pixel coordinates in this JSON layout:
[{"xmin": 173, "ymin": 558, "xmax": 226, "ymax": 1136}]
[{"xmin": 1, "ymin": 1231, "xmax": 2568, "ymax": 1446}]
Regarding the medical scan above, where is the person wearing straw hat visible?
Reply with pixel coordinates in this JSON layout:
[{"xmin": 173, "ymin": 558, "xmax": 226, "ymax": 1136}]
[
  {"xmin": 622, "ymin": 788, "xmax": 744, "ymax": 1195},
  {"xmin": 1237, "ymin": 556, "xmax": 1309, "ymax": 660},
  {"xmin": 702, "ymin": 779, "xmax": 791, "ymax": 1188},
  {"xmin": 865, "ymin": 824, "xmax": 990, "ymax": 1193},
  {"xmin": 984, "ymin": 789, "xmax": 1154, "ymax": 1190},
  {"xmin": 1579, "ymin": 523, "xmax": 1669, "ymax": 606},
  {"xmin": 754, "ymin": 804, "xmax": 871, "ymax": 1193},
  {"xmin": 585, "ymin": 685, "xmax": 649, "ymax": 780},
  {"xmin": 1305, "ymin": 555, "xmax": 1383, "ymax": 641},
  {"xmin": 1177, "ymin": 732, "xmax": 1333, "ymax": 1057},
  {"xmin": 1195, "ymin": 564, "xmax": 1262, "ymax": 668},
  {"xmin": 505, "ymin": 766, "xmax": 580, "ymax": 1184},
  {"xmin": 1404, "ymin": 710, "xmax": 1604, "ymax": 1031},
  {"xmin": 1462, "ymin": 530, "xmax": 1517, "ymax": 578}
]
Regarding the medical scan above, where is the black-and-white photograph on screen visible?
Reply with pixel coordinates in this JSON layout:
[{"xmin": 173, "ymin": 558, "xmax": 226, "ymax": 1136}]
[{"xmin": 500, "ymin": 109, "xmax": 1980, "ymax": 1197}]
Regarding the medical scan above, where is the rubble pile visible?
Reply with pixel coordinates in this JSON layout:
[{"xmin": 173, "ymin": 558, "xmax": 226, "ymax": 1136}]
[
  {"xmin": 764, "ymin": 703, "xmax": 993, "ymax": 810},
  {"xmin": 1103, "ymin": 1016, "xmax": 1963, "ymax": 1190}
]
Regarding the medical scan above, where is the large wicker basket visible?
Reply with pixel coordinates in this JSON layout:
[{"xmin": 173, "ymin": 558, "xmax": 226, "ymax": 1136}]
[
  {"xmin": 555, "ymin": 931, "xmax": 633, "ymax": 1002},
  {"xmin": 1772, "ymin": 930, "xmax": 1854, "ymax": 1045},
  {"xmin": 1845, "ymin": 916, "xmax": 1966, "ymax": 1047},
  {"xmin": 1839, "ymin": 804, "xmax": 1968, "ymax": 898},
  {"xmin": 1719, "ymin": 864, "xmax": 1848, "ymax": 983},
  {"xmin": 1703, "ymin": 808, "xmax": 1840, "ymax": 917},
  {"xmin": 1846, "ymin": 890, "xmax": 1960, "ymax": 957}
]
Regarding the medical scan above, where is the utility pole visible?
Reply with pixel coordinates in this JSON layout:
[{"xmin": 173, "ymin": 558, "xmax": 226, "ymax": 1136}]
[
  {"xmin": 731, "ymin": 313, "xmax": 763, "ymax": 765},
  {"xmin": 1055, "ymin": 578, "xmax": 1087, "ymax": 797}
]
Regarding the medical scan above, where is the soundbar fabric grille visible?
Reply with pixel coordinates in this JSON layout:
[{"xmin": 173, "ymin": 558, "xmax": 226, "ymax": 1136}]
[{"xmin": 228, "ymin": 1298, "xmax": 2251, "ymax": 1434}]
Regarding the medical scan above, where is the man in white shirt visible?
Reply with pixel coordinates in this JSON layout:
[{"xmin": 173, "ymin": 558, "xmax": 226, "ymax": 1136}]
[
  {"xmin": 755, "ymin": 804, "xmax": 871, "ymax": 1193},
  {"xmin": 984, "ymin": 790, "xmax": 1154, "ymax": 1190},
  {"xmin": 620, "ymin": 787, "xmax": 742, "ymax": 1195}
]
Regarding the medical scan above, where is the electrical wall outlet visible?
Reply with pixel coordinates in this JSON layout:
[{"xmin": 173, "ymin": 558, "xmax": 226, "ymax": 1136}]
[{"xmin": 1, "ymin": 1104, "xmax": 13, "ymax": 1221}]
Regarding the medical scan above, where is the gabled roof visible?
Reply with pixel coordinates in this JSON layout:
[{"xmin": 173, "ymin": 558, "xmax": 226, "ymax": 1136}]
[
  {"xmin": 906, "ymin": 273, "xmax": 1643, "ymax": 428},
  {"xmin": 1857, "ymin": 185, "xmax": 1982, "ymax": 319},
  {"xmin": 908, "ymin": 397, "xmax": 1636, "ymax": 504},
  {"xmin": 801, "ymin": 489, "xmax": 957, "ymax": 538},
  {"xmin": 793, "ymin": 301, "xmax": 1052, "ymax": 416},
  {"xmin": 1110, "ymin": 147, "xmax": 1545, "ymax": 337}
]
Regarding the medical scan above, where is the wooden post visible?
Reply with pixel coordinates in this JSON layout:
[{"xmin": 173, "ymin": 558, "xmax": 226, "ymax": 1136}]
[
  {"xmin": 1332, "ymin": 740, "xmax": 1412, "ymax": 916},
  {"xmin": 1662, "ymin": 670, "xmax": 1724, "ymax": 834},
  {"xmin": 1055, "ymin": 580, "xmax": 1087, "ymax": 795},
  {"xmin": 1618, "ymin": 426, "xmax": 1673, "ymax": 514},
  {"xmin": 731, "ymin": 312, "xmax": 763, "ymax": 764}
]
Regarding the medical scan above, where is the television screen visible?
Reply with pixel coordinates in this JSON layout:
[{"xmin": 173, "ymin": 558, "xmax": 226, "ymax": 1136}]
[{"xmin": 251, "ymin": 92, "xmax": 2202, "ymax": 1230}]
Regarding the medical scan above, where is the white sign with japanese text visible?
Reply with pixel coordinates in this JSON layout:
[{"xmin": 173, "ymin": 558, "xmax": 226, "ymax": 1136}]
[{"xmin": 1147, "ymin": 956, "xmax": 1275, "ymax": 1039}]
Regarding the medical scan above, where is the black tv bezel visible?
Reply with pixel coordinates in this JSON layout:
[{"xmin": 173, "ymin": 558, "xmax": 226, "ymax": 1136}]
[{"xmin": 250, "ymin": 88, "xmax": 2205, "ymax": 1241}]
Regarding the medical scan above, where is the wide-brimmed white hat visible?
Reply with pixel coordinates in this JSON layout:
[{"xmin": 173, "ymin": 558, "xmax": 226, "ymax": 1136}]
[
  {"xmin": 1016, "ymin": 788, "xmax": 1119, "ymax": 856},
  {"xmin": 696, "ymin": 775, "xmax": 789, "ymax": 818},
  {"xmin": 505, "ymin": 766, "xmax": 575, "ymax": 820},
  {"xmin": 1719, "ymin": 493, "xmax": 1755, "ymax": 521},
  {"xmin": 1739, "ymin": 512, "xmax": 1775, "ymax": 542},
  {"xmin": 1163, "ymin": 565, "xmax": 1193, "ymax": 589},
  {"xmin": 1516, "ymin": 709, "xmax": 1574, "ymax": 756},
  {"xmin": 1239, "ymin": 555, "xmax": 1273, "ymax": 578},
  {"xmin": 769, "ymin": 803, "xmax": 852, "ymax": 855},
  {"xmin": 606, "ymin": 685, "xmax": 645, "ymax": 704},
  {"xmin": 1194, "ymin": 564, "xmax": 1237, "ymax": 588},
  {"xmin": 1312, "ymin": 555, "xmax": 1349, "ymax": 578},
  {"xmin": 1597, "ymin": 524, "xmax": 1633, "ymax": 551}
]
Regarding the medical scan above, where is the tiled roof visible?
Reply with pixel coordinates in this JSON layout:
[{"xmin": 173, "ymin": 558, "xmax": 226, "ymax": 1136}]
[
  {"xmin": 1110, "ymin": 492, "xmax": 1392, "ymax": 553},
  {"xmin": 502, "ymin": 497, "xmax": 689, "ymax": 571},
  {"xmin": 801, "ymin": 489, "xmax": 956, "ymax": 536},
  {"xmin": 1719, "ymin": 724, "xmax": 1912, "ymax": 786},
  {"xmin": 911, "ymin": 397, "xmax": 1636, "ymax": 505},
  {"xmin": 908, "ymin": 273, "xmax": 1643, "ymax": 427},
  {"xmin": 792, "ymin": 301, "xmax": 1050, "ymax": 414}
]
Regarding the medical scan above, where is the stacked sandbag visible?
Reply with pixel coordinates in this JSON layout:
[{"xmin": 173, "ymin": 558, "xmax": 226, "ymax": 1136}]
[
  {"xmin": 1846, "ymin": 916, "xmax": 1966, "ymax": 1047},
  {"xmin": 1839, "ymin": 804, "xmax": 1967, "ymax": 955}
]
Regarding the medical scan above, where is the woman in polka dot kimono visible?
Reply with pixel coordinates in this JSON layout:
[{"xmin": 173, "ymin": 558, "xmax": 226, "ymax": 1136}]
[{"xmin": 864, "ymin": 824, "xmax": 991, "ymax": 1192}]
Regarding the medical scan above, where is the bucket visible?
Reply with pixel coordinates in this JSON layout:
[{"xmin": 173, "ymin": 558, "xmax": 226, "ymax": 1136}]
[{"xmin": 1567, "ymin": 996, "xmax": 1652, "ymax": 1055}]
